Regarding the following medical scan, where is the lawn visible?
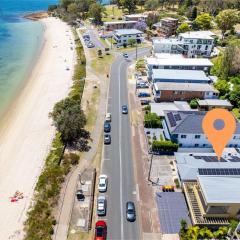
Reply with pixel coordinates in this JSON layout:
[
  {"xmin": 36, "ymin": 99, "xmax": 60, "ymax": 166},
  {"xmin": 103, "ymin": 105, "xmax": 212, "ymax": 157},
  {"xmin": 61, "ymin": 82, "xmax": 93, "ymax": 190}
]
[
  {"xmin": 91, "ymin": 53, "xmax": 114, "ymax": 75},
  {"xmin": 103, "ymin": 5, "xmax": 125, "ymax": 22}
]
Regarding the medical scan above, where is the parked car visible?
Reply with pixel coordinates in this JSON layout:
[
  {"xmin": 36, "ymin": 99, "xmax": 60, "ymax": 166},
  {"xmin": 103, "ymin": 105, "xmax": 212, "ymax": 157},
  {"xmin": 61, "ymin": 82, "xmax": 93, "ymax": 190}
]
[
  {"xmin": 137, "ymin": 82, "xmax": 148, "ymax": 88},
  {"xmin": 83, "ymin": 34, "xmax": 90, "ymax": 40},
  {"xmin": 104, "ymin": 134, "xmax": 111, "ymax": 144},
  {"xmin": 87, "ymin": 42, "xmax": 95, "ymax": 48},
  {"xmin": 123, "ymin": 52, "xmax": 128, "ymax": 59},
  {"xmin": 122, "ymin": 105, "xmax": 128, "ymax": 114},
  {"xmin": 104, "ymin": 122, "xmax": 111, "ymax": 133},
  {"xmin": 76, "ymin": 189, "xmax": 85, "ymax": 201},
  {"xmin": 126, "ymin": 201, "xmax": 136, "ymax": 222},
  {"xmin": 97, "ymin": 196, "xmax": 107, "ymax": 216},
  {"xmin": 105, "ymin": 113, "xmax": 111, "ymax": 122},
  {"xmin": 95, "ymin": 220, "xmax": 107, "ymax": 240},
  {"xmin": 138, "ymin": 92, "xmax": 151, "ymax": 98},
  {"xmin": 98, "ymin": 175, "xmax": 108, "ymax": 192},
  {"xmin": 140, "ymin": 99, "xmax": 151, "ymax": 105}
]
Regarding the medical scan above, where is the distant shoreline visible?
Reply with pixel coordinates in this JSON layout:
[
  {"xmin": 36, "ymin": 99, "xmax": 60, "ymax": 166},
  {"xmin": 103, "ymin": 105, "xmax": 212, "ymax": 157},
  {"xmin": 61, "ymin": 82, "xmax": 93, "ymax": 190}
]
[{"xmin": 24, "ymin": 11, "xmax": 49, "ymax": 20}]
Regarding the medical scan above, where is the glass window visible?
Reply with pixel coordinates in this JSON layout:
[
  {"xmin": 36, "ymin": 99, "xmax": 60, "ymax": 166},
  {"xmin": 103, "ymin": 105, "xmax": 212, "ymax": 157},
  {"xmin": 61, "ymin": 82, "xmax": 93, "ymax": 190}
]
[
  {"xmin": 181, "ymin": 135, "xmax": 187, "ymax": 138},
  {"xmin": 195, "ymin": 135, "xmax": 201, "ymax": 139}
]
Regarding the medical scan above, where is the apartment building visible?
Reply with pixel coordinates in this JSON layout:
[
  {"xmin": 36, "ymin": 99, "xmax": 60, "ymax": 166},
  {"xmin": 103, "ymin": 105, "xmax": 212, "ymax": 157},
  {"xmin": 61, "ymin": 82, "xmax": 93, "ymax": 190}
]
[
  {"xmin": 103, "ymin": 21, "xmax": 137, "ymax": 31},
  {"xmin": 123, "ymin": 13, "xmax": 148, "ymax": 22},
  {"xmin": 153, "ymin": 31, "xmax": 215, "ymax": 58},
  {"xmin": 113, "ymin": 29, "xmax": 144, "ymax": 46},
  {"xmin": 154, "ymin": 17, "xmax": 178, "ymax": 37}
]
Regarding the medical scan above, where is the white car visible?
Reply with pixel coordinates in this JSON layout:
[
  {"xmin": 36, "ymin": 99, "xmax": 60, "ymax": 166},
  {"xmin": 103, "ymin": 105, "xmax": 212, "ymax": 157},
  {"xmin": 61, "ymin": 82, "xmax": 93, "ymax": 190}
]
[
  {"xmin": 98, "ymin": 174, "xmax": 108, "ymax": 192},
  {"xmin": 105, "ymin": 113, "xmax": 111, "ymax": 122},
  {"xmin": 97, "ymin": 195, "xmax": 107, "ymax": 216}
]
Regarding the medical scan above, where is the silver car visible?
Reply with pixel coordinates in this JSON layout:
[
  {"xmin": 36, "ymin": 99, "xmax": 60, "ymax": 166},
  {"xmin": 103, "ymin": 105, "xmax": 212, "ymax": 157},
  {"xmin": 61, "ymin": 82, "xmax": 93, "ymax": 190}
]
[{"xmin": 97, "ymin": 196, "xmax": 107, "ymax": 216}]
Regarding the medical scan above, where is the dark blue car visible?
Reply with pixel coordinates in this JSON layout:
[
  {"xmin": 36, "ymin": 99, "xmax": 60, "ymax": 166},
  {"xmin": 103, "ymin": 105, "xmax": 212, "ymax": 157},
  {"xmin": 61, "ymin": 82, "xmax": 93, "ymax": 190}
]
[
  {"xmin": 138, "ymin": 92, "xmax": 151, "ymax": 98},
  {"xmin": 122, "ymin": 105, "xmax": 128, "ymax": 114},
  {"xmin": 104, "ymin": 122, "xmax": 111, "ymax": 132}
]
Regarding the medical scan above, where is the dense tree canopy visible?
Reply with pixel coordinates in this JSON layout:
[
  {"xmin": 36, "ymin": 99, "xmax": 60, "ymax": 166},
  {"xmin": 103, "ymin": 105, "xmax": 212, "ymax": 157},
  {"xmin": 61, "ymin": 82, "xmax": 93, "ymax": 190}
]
[
  {"xmin": 120, "ymin": 0, "xmax": 137, "ymax": 14},
  {"xmin": 88, "ymin": 2, "xmax": 106, "ymax": 24},
  {"xmin": 194, "ymin": 13, "xmax": 212, "ymax": 30},
  {"xmin": 177, "ymin": 22, "xmax": 191, "ymax": 33}
]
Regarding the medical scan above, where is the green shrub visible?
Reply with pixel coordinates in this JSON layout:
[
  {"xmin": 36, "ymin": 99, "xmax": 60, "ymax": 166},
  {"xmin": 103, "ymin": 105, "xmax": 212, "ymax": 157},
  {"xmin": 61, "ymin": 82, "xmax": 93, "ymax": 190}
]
[
  {"xmin": 144, "ymin": 112, "xmax": 162, "ymax": 128},
  {"xmin": 189, "ymin": 99, "xmax": 198, "ymax": 109},
  {"xmin": 152, "ymin": 140, "xmax": 178, "ymax": 152}
]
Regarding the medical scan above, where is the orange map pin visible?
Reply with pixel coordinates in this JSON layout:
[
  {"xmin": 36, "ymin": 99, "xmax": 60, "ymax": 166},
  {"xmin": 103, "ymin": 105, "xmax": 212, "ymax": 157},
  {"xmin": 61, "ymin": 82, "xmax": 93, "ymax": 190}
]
[{"xmin": 202, "ymin": 108, "xmax": 236, "ymax": 160}]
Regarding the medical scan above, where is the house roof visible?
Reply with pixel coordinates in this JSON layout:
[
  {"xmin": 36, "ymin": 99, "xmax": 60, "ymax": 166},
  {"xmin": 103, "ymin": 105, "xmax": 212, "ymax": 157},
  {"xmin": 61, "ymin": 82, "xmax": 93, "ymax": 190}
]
[
  {"xmin": 198, "ymin": 176, "xmax": 240, "ymax": 204},
  {"xmin": 154, "ymin": 82, "xmax": 217, "ymax": 92},
  {"xmin": 175, "ymin": 149, "xmax": 240, "ymax": 181},
  {"xmin": 179, "ymin": 31, "xmax": 214, "ymax": 40},
  {"xmin": 124, "ymin": 14, "xmax": 147, "ymax": 18},
  {"xmin": 103, "ymin": 20, "xmax": 137, "ymax": 25},
  {"xmin": 152, "ymin": 69, "xmax": 210, "ymax": 82},
  {"xmin": 153, "ymin": 38, "xmax": 180, "ymax": 45},
  {"xmin": 114, "ymin": 29, "xmax": 143, "ymax": 35},
  {"xmin": 197, "ymin": 99, "xmax": 232, "ymax": 107},
  {"xmin": 146, "ymin": 57, "xmax": 213, "ymax": 67},
  {"xmin": 154, "ymin": 53, "xmax": 184, "ymax": 59},
  {"xmin": 164, "ymin": 110, "xmax": 240, "ymax": 134}
]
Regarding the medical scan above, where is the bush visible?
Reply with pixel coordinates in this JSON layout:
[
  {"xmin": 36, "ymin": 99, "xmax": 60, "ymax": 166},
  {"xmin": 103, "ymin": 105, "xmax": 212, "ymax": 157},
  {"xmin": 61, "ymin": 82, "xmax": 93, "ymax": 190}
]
[
  {"xmin": 189, "ymin": 99, "xmax": 198, "ymax": 109},
  {"xmin": 144, "ymin": 112, "xmax": 162, "ymax": 128},
  {"xmin": 152, "ymin": 140, "xmax": 178, "ymax": 152}
]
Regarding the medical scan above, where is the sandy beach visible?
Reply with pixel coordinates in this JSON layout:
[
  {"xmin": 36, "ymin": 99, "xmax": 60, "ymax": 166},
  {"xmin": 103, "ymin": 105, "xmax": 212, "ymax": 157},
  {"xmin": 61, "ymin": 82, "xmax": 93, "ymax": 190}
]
[{"xmin": 0, "ymin": 17, "xmax": 75, "ymax": 239}]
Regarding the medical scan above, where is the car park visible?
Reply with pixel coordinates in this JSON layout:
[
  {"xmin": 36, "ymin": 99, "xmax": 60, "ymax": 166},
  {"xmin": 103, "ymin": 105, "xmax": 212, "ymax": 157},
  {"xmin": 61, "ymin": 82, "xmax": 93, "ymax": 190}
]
[
  {"xmin": 95, "ymin": 220, "xmax": 107, "ymax": 240},
  {"xmin": 126, "ymin": 201, "xmax": 136, "ymax": 222},
  {"xmin": 98, "ymin": 175, "xmax": 108, "ymax": 192},
  {"xmin": 122, "ymin": 105, "xmax": 128, "ymax": 114},
  {"xmin": 105, "ymin": 113, "xmax": 111, "ymax": 122},
  {"xmin": 104, "ymin": 122, "xmax": 111, "ymax": 133},
  {"xmin": 104, "ymin": 134, "xmax": 111, "ymax": 144},
  {"xmin": 97, "ymin": 196, "xmax": 107, "ymax": 216},
  {"xmin": 138, "ymin": 92, "xmax": 151, "ymax": 98}
]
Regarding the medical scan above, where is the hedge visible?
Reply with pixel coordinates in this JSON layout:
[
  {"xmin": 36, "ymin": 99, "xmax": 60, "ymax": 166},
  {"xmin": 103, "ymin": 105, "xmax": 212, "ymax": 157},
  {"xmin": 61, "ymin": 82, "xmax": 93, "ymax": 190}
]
[
  {"xmin": 144, "ymin": 112, "xmax": 162, "ymax": 128},
  {"xmin": 152, "ymin": 140, "xmax": 178, "ymax": 152}
]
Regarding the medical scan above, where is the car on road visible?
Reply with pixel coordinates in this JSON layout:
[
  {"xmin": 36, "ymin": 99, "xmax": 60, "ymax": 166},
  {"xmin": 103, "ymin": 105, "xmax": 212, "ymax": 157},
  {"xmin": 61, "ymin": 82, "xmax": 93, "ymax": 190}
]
[
  {"xmin": 87, "ymin": 42, "xmax": 95, "ymax": 48},
  {"xmin": 97, "ymin": 196, "xmax": 107, "ymax": 216},
  {"xmin": 95, "ymin": 220, "xmax": 107, "ymax": 240},
  {"xmin": 105, "ymin": 113, "xmax": 111, "ymax": 122},
  {"xmin": 98, "ymin": 175, "xmax": 108, "ymax": 192},
  {"xmin": 104, "ymin": 121, "xmax": 111, "ymax": 133},
  {"xmin": 126, "ymin": 201, "xmax": 136, "ymax": 222},
  {"xmin": 138, "ymin": 92, "xmax": 151, "ymax": 98},
  {"xmin": 122, "ymin": 105, "xmax": 128, "ymax": 114},
  {"xmin": 123, "ymin": 52, "xmax": 128, "ymax": 59},
  {"xmin": 104, "ymin": 134, "xmax": 111, "ymax": 144}
]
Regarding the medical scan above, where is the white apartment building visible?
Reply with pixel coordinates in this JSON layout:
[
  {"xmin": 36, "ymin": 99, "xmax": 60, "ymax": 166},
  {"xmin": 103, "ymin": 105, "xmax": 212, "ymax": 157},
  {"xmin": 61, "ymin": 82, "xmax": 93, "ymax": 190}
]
[
  {"xmin": 153, "ymin": 31, "xmax": 215, "ymax": 58},
  {"xmin": 113, "ymin": 29, "xmax": 144, "ymax": 47}
]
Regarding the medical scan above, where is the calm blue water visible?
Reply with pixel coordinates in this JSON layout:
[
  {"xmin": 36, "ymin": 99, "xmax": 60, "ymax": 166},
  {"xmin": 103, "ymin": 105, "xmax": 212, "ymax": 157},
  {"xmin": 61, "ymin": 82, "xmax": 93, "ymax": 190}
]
[{"xmin": 0, "ymin": 0, "xmax": 58, "ymax": 114}]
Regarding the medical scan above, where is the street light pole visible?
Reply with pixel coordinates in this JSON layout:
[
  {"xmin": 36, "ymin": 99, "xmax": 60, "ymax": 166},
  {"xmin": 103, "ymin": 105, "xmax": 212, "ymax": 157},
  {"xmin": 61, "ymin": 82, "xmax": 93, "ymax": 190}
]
[{"xmin": 135, "ymin": 42, "xmax": 138, "ymax": 60}]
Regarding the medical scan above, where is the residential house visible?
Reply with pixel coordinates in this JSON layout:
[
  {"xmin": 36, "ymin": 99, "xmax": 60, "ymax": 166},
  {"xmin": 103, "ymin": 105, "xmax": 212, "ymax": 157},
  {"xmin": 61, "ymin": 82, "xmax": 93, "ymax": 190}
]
[
  {"xmin": 175, "ymin": 150, "xmax": 240, "ymax": 226},
  {"xmin": 146, "ymin": 57, "xmax": 213, "ymax": 79},
  {"xmin": 163, "ymin": 111, "xmax": 240, "ymax": 148},
  {"xmin": 123, "ymin": 13, "xmax": 147, "ymax": 22},
  {"xmin": 103, "ymin": 21, "xmax": 137, "ymax": 31},
  {"xmin": 153, "ymin": 31, "xmax": 215, "ymax": 58},
  {"xmin": 113, "ymin": 29, "xmax": 144, "ymax": 47},
  {"xmin": 197, "ymin": 99, "xmax": 233, "ymax": 111},
  {"xmin": 154, "ymin": 17, "xmax": 178, "ymax": 37},
  {"xmin": 153, "ymin": 83, "xmax": 218, "ymax": 102}
]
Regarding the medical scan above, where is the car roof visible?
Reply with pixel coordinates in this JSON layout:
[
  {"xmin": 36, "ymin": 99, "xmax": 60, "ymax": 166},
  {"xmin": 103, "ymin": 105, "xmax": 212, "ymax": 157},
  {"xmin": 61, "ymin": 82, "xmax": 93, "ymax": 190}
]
[
  {"xmin": 96, "ymin": 220, "xmax": 107, "ymax": 227},
  {"xmin": 126, "ymin": 201, "xmax": 135, "ymax": 209},
  {"xmin": 99, "ymin": 174, "xmax": 107, "ymax": 179},
  {"xmin": 122, "ymin": 105, "xmax": 127, "ymax": 108},
  {"xmin": 98, "ymin": 195, "xmax": 106, "ymax": 200}
]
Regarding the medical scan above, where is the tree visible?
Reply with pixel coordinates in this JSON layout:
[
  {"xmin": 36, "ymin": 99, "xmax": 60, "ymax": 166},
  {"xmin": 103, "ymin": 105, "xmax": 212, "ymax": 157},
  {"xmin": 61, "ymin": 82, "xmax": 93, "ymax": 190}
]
[
  {"xmin": 229, "ymin": 85, "xmax": 240, "ymax": 107},
  {"xmin": 60, "ymin": 0, "xmax": 73, "ymax": 10},
  {"xmin": 180, "ymin": 219, "xmax": 188, "ymax": 237},
  {"xmin": 214, "ymin": 79, "xmax": 230, "ymax": 96},
  {"xmin": 189, "ymin": 99, "xmax": 198, "ymax": 109},
  {"xmin": 191, "ymin": 6, "xmax": 198, "ymax": 20},
  {"xmin": 146, "ymin": 12, "xmax": 159, "ymax": 29},
  {"xmin": 216, "ymin": 9, "xmax": 239, "ymax": 38},
  {"xmin": 144, "ymin": 112, "xmax": 162, "ymax": 128},
  {"xmin": 185, "ymin": 0, "xmax": 192, "ymax": 7},
  {"xmin": 120, "ymin": 0, "xmax": 137, "ymax": 14},
  {"xmin": 134, "ymin": 20, "xmax": 147, "ymax": 31},
  {"xmin": 67, "ymin": 3, "xmax": 78, "ymax": 14},
  {"xmin": 88, "ymin": 3, "xmax": 106, "ymax": 24},
  {"xmin": 49, "ymin": 98, "xmax": 86, "ymax": 144},
  {"xmin": 194, "ymin": 13, "xmax": 212, "ymax": 30},
  {"xmin": 128, "ymin": 38, "xmax": 137, "ymax": 46},
  {"xmin": 177, "ymin": 22, "xmax": 191, "ymax": 33},
  {"xmin": 144, "ymin": 0, "xmax": 159, "ymax": 10}
]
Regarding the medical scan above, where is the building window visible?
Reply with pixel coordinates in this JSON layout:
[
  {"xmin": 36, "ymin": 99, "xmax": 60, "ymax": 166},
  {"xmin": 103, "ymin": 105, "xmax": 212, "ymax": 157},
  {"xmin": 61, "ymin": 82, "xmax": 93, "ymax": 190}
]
[
  {"xmin": 203, "ymin": 144, "xmax": 206, "ymax": 147},
  {"xmin": 179, "ymin": 143, "xmax": 182, "ymax": 147},
  {"xmin": 181, "ymin": 135, "xmax": 187, "ymax": 139},
  {"xmin": 195, "ymin": 144, "xmax": 199, "ymax": 147},
  {"xmin": 195, "ymin": 135, "xmax": 201, "ymax": 139}
]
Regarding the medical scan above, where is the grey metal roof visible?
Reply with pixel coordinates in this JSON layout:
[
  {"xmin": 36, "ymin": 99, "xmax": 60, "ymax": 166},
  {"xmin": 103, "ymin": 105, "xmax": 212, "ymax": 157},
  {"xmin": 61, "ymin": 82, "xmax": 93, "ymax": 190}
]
[
  {"xmin": 164, "ymin": 111, "xmax": 240, "ymax": 134},
  {"xmin": 156, "ymin": 192, "xmax": 191, "ymax": 234},
  {"xmin": 198, "ymin": 176, "xmax": 240, "ymax": 204},
  {"xmin": 197, "ymin": 99, "xmax": 232, "ymax": 107},
  {"xmin": 114, "ymin": 29, "xmax": 143, "ymax": 35},
  {"xmin": 152, "ymin": 69, "xmax": 210, "ymax": 82},
  {"xmin": 154, "ymin": 82, "xmax": 217, "ymax": 92},
  {"xmin": 175, "ymin": 150, "xmax": 240, "ymax": 181}
]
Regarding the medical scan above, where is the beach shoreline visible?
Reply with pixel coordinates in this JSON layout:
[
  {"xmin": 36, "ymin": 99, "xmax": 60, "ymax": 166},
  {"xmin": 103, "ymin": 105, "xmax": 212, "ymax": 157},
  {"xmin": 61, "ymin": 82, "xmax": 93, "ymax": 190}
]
[{"xmin": 0, "ymin": 17, "xmax": 75, "ymax": 239}]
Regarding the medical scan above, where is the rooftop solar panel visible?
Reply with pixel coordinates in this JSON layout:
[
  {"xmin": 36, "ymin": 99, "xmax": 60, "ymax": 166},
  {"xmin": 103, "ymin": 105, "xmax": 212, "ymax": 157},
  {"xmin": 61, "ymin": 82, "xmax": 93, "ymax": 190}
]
[
  {"xmin": 174, "ymin": 113, "xmax": 181, "ymax": 121},
  {"xmin": 198, "ymin": 168, "xmax": 240, "ymax": 176},
  {"xmin": 167, "ymin": 112, "xmax": 177, "ymax": 127}
]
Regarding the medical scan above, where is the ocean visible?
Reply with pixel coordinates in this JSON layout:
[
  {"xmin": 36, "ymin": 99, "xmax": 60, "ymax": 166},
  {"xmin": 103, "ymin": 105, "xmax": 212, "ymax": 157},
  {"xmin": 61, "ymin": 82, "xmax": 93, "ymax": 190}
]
[{"xmin": 0, "ymin": 0, "xmax": 58, "ymax": 115}]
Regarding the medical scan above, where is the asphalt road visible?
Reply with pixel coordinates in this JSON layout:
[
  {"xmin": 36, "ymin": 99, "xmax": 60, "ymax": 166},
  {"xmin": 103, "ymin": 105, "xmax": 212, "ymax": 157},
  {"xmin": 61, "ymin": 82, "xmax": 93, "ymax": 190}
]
[
  {"xmin": 101, "ymin": 47, "xmax": 150, "ymax": 240},
  {"xmin": 85, "ymin": 29, "xmax": 105, "ymax": 49}
]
